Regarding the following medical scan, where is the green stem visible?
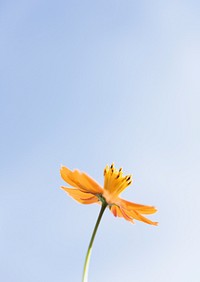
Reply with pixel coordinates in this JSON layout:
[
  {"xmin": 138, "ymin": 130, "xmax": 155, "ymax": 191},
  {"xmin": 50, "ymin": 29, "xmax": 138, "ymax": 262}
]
[{"xmin": 82, "ymin": 202, "xmax": 107, "ymax": 282}]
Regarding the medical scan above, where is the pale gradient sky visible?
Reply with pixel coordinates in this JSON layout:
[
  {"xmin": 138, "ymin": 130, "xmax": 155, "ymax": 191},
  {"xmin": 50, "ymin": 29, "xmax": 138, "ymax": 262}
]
[{"xmin": 1, "ymin": 1, "xmax": 200, "ymax": 282}]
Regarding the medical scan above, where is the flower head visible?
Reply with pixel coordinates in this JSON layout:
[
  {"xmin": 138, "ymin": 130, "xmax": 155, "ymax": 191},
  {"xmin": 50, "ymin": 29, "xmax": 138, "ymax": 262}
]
[{"xmin": 60, "ymin": 163, "xmax": 158, "ymax": 225}]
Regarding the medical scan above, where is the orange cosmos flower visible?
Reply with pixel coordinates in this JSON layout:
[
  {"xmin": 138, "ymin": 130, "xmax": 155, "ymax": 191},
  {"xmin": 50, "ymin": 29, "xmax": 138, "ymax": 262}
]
[{"xmin": 60, "ymin": 163, "xmax": 157, "ymax": 225}]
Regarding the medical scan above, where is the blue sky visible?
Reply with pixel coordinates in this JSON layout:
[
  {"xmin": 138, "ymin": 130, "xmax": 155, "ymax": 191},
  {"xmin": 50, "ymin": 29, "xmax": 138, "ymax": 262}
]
[{"xmin": 1, "ymin": 1, "xmax": 200, "ymax": 281}]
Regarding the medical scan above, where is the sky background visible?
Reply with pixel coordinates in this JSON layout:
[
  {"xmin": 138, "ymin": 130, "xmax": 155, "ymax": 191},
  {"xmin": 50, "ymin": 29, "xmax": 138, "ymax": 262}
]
[{"xmin": 1, "ymin": 1, "xmax": 200, "ymax": 281}]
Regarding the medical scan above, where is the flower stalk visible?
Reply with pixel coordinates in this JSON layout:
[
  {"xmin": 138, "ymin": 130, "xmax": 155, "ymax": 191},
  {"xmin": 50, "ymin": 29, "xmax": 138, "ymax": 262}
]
[{"xmin": 82, "ymin": 202, "xmax": 107, "ymax": 282}]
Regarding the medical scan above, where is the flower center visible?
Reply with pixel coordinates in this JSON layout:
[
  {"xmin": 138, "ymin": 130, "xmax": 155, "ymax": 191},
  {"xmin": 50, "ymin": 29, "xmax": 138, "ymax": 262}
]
[{"xmin": 102, "ymin": 163, "xmax": 132, "ymax": 204}]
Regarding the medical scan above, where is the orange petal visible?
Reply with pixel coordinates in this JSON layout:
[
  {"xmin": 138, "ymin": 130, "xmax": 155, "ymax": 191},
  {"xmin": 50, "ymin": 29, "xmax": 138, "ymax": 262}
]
[
  {"xmin": 110, "ymin": 198, "xmax": 158, "ymax": 225},
  {"xmin": 126, "ymin": 209, "xmax": 158, "ymax": 225},
  {"xmin": 110, "ymin": 205, "xmax": 134, "ymax": 223},
  {"xmin": 61, "ymin": 186, "xmax": 99, "ymax": 204},
  {"xmin": 110, "ymin": 205, "xmax": 123, "ymax": 217},
  {"xmin": 60, "ymin": 166, "xmax": 103, "ymax": 194},
  {"xmin": 81, "ymin": 172, "xmax": 103, "ymax": 194},
  {"xmin": 60, "ymin": 166, "xmax": 78, "ymax": 187},
  {"xmin": 119, "ymin": 208, "xmax": 134, "ymax": 222},
  {"xmin": 120, "ymin": 199, "xmax": 157, "ymax": 214}
]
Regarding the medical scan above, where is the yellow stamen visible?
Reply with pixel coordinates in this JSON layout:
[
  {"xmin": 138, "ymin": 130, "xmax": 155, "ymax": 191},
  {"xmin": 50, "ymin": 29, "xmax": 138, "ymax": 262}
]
[{"xmin": 103, "ymin": 163, "xmax": 133, "ymax": 203}]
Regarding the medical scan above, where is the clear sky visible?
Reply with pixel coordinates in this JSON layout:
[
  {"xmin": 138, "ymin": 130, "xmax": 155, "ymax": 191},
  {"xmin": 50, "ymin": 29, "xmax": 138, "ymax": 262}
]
[{"xmin": 1, "ymin": 1, "xmax": 200, "ymax": 281}]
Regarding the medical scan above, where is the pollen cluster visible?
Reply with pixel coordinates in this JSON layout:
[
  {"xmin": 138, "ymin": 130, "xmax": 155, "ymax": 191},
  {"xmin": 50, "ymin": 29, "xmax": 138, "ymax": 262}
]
[{"xmin": 103, "ymin": 163, "xmax": 132, "ymax": 203}]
